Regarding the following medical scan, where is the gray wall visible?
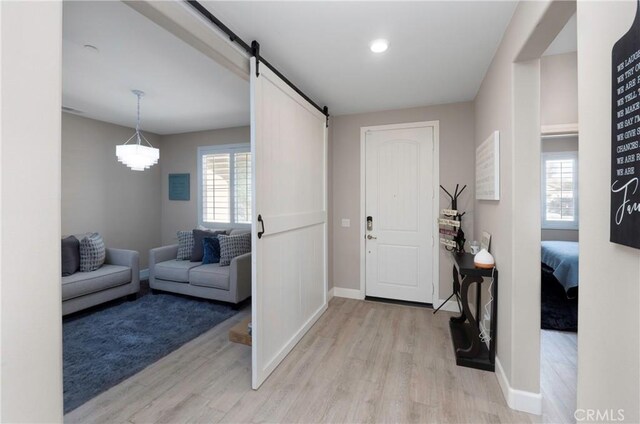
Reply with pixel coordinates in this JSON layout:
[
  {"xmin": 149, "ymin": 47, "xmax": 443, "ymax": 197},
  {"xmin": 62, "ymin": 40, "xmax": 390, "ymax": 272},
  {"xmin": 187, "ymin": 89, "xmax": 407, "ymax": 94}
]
[
  {"xmin": 541, "ymin": 52, "xmax": 578, "ymax": 126},
  {"xmin": 159, "ymin": 127, "xmax": 250, "ymax": 245},
  {"xmin": 473, "ymin": 0, "xmax": 561, "ymax": 395},
  {"xmin": 577, "ymin": 2, "xmax": 639, "ymax": 419},
  {"xmin": 331, "ymin": 102, "xmax": 475, "ymax": 299},
  {"xmin": 1, "ymin": 1, "xmax": 64, "ymax": 421},
  {"xmin": 61, "ymin": 113, "xmax": 162, "ymax": 268},
  {"xmin": 61, "ymin": 115, "xmax": 250, "ymax": 266}
]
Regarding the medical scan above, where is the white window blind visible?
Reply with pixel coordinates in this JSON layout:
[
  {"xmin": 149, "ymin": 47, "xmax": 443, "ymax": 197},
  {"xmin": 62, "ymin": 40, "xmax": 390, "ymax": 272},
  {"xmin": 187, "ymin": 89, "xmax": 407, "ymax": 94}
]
[
  {"xmin": 198, "ymin": 144, "xmax": 251, "ymax": 227},
  {"xmin": 541, "ymin": 151, "xmax": 578, "ymax": 229},
  {"xmin": 234, "ymin": 152, "xmax": 251, "ymax": 224},
  {"xmin": 202, "ymin": 153, "xmax": 230, "ymax": 223}
]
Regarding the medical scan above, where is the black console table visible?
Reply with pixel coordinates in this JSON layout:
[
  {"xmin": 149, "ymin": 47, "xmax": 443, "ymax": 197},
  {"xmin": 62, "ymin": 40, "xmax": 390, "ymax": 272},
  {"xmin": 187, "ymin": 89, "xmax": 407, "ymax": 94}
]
[{"xmin": 449, "ymin": 253, "xmax": 498, "ymax": 372}]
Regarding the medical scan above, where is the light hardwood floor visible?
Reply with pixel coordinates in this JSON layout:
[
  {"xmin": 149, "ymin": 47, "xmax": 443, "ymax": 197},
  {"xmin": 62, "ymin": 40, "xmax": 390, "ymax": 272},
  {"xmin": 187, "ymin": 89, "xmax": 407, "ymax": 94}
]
[
  {"xmin": 67, "ymin": 297, "xmax": 542, "ymax": 424},
  {"xmin": 540, "ymin": 330, "xmax": 577, "ymax": 424}
]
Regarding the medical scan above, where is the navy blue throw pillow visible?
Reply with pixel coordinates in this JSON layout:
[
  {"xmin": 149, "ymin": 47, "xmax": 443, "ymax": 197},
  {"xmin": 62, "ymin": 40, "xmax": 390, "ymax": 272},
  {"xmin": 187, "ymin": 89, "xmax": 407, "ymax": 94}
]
[{"xmin": 202, "ymin": 236, "xmax": 221, "ymax": 264}]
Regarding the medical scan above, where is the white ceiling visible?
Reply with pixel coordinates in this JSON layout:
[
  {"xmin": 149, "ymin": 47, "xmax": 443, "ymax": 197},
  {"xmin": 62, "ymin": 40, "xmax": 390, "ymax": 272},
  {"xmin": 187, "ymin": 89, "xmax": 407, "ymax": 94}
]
[
  {"xmin": 543, "ymin": 13, "xmax": 577, "ymax": 57},
  {"xmin": 63, "ymin": 1, "xmax": 520, "ymax": 132},
  {"xmin": 201, "ymin": 1, "xmax": 518, "ymax": 115},
  {"xmin": 62, "ymin": 1, "xmax": 250, "ymax": 135}
]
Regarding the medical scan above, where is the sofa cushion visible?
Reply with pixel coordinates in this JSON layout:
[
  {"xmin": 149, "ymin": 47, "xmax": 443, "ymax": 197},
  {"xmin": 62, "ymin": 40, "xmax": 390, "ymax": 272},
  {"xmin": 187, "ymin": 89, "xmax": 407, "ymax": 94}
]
[
  {"xmin": 191, "ymin": 229, "xmax": 226, "ymax": 262},
  {"xmin": 155, "ymin": 260, "xmax": 202, "ymax": 283},
  {"xmin": 202, "ymin": 236, "xmax": 221, "ymax": 264},
  {"xmin": 229, "ymin": 229, "xmax": 251, "ymax": 236},
  {"xmin": 61, "ymin": 264, "xmax": 131, "ymax": 301},
  {"xmin": 61, "ymin": 236, "xmax": 80, "ymax": 276},
  {"xmin": 189, "ymin": 263, "xmax": 230, "ymax": 290},
  {"xmin": 176, "ymin": 230, "xmax": 194, "ymax": 260},
  {"xmin": 79, "ymin": 233, "xmax": 106, "ymax": 272},
  {"xmin": 218, "ymin": 233, "xmax": 251, "ymax": 266}
]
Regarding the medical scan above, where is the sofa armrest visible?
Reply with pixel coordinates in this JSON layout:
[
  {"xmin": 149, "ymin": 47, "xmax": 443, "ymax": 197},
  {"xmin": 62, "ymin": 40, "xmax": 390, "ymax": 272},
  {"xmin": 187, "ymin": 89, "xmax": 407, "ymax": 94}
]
[
  {"xmin": 149, "ymin": 244, "xmax": 178, "ymax": 265},
  {"xmin": 230, "ymin": 252, "xmax": 252, "ymax": 303},
  {"xmin": 105, "ymin": 248, "xmax": 140, "ymax": 293},
  {"xmin": 105, "ymin": 248, "xmax": 138, "ymax": 269},
  {"xmin": 149, "ymin": 245, "xmax": 178, "ymax": 287}
]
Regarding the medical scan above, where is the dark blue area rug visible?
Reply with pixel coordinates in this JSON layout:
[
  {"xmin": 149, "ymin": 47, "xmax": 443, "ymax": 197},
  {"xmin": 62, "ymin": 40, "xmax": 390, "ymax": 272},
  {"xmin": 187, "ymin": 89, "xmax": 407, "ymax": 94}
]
[
  {"xmin": 541, "ymin": 268, "xmax": 578, "ymax": 332},
  {"xmin": 63, "ymin": 292, "xmax": 238, "ymax": 413}
]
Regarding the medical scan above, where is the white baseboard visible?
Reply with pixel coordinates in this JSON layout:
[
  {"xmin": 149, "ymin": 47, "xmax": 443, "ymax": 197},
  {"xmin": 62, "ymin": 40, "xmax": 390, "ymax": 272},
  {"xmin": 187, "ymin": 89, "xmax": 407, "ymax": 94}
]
[
  {"xmin": 139, "ymin": 268, "xmax": 149, "ymax": 280},
  {"xmin": 495, "ymin": 357, "xmax": 542, "ymax": 415},
  {"xmin": 433, "ymin": 298, "xmax": 461, "ymax": 313},
  {"xmin": 327, "ymin": 287, "xmax": 334, "ymax": 300},
  {"xmin": 333, "ymin": 287, "xmax": 365, "ymax": 300}
]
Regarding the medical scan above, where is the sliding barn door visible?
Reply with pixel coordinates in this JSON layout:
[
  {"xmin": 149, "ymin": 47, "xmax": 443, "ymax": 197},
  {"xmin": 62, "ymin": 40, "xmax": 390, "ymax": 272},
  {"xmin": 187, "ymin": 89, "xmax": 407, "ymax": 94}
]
[{"xmin": 250, "ymin": 57, "xmax": 328, "ymax": 389}]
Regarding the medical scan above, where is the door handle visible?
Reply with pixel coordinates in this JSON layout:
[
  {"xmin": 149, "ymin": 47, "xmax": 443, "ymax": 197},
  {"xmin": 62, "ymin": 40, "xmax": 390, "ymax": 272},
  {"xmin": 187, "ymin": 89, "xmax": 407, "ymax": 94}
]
[
  {"xmin": 257, "ymin": 214, "xmax": 265, "ymax": 239},
  {"xmin": 367, "ymin": 235, "xmax": 377, "ymax": 240}
]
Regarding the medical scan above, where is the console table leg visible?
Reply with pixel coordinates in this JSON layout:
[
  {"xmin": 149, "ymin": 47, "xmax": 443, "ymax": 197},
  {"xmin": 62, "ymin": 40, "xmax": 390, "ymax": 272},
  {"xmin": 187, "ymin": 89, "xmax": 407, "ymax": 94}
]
[
  {"xmin": 450, "ymin": 265, "xmax": 466, "ymax": 323},
  {"xmin": 456, "ymin": 275, "xmax": 483, "ymax": 358}
]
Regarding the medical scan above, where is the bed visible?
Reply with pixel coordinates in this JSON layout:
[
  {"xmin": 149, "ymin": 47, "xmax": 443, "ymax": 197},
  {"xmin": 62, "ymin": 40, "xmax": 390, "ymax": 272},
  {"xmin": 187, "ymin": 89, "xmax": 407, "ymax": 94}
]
[{"xmin": 541, "ymin": 241, "xmax": 579, "ymax": 295}]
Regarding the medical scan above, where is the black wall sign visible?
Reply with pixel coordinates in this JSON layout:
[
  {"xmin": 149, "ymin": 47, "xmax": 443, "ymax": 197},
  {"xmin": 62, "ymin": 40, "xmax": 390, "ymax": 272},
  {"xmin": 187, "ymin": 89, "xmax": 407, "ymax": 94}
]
[{"xmin": 611, "ymin": 0, "xmax": 640, "ymax": 249}]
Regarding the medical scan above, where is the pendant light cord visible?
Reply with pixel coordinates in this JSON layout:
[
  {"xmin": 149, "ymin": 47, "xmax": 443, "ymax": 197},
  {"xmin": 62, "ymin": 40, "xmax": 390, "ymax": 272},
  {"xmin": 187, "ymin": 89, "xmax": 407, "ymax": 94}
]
[
  {"xmin": 135, "ymin": 91, "xmax": 141, "ymax": 144},
  {"xmin": 122, "ymin": 89, "xmax": 155, "ymax": 148}
]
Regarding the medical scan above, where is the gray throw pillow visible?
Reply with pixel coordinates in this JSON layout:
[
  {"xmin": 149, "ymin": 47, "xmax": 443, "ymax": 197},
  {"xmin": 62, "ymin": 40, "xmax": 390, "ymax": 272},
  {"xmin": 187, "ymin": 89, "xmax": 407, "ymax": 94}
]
[
  {"xmin": 61, "ymin": 236, "xmax": 80, "ymax": 276},
  {"xmin": 218, "ymin": 232, "xmax": 251, "ymax": 266},
  {"xmin": 176, "ymin": 230, "xmax": 194, "ymax": 260},
  {"xmin": 79, "ymin": 233, "xmax": 106, "ymax": 272},
  {"xmin": 191, "ymin": 229, "xmax": 226, "ymax": 262}
]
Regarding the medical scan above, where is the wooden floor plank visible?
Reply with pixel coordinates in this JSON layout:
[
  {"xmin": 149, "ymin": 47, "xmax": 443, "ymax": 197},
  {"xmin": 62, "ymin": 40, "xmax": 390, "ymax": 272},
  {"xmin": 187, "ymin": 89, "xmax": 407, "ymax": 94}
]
[{"xmin": 66, "ymin": 298, "xmax": 576, "ymax": 424}]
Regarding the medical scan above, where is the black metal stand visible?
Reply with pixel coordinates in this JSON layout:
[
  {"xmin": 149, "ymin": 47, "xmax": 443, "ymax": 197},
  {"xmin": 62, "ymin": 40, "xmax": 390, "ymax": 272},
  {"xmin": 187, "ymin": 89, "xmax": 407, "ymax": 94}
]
[
  {"xmin": 440, "ymin": 184, "xmax": 466, "ymax": 254},
  {"xmin": 433, "ymin": 263, "xmax": 462, "ymax": 315}
]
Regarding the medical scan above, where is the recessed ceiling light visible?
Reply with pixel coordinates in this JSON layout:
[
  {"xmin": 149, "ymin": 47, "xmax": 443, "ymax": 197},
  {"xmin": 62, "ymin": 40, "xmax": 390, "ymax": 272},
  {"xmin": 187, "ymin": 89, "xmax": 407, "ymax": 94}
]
[{"xmin": 370, "ymin": 39, "xmax": 388, "ymax": 53}]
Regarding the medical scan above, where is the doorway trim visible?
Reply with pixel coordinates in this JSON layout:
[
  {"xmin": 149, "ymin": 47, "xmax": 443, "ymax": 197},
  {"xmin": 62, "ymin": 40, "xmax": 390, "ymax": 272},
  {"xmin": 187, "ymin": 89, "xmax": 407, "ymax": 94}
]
[{"xmin": 359, "ymin": 121, "xmax": 440, "ymax": 304}]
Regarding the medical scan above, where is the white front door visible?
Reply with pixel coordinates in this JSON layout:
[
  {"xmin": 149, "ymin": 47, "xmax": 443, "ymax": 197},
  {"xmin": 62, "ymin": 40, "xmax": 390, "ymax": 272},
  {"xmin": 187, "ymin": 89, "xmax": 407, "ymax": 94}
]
[{"xmin": 365, "ymin": 124, "xmax": 435, "ymax": 303}]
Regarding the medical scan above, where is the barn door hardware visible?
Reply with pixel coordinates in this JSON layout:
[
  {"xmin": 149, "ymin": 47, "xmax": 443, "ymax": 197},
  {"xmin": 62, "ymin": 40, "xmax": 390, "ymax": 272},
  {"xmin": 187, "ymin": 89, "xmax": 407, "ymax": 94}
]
[
  {"xmin": 257, "ymin": 214, "xmax": 265, "ymax": 239},
  {"xmin": 251, "ymin": 40, "xmax": 260, "ymax": 77},
  {"xmin": 187, "ymin": 1, "xmax": 329, "ymax": 120}
]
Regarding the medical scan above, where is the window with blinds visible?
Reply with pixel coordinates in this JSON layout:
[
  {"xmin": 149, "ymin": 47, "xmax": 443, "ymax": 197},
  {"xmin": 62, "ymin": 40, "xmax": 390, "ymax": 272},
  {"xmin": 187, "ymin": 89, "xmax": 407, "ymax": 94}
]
[
  {"xmin": 234, "ymin": 152, "xmax": 251, "ymax": 224},
  {"xmin": 198, "ymin": 145, "xmax": 251, "ymax": 227},
  {"xmin": 541, "ymin": 151, "xmax": 578, "ymax": 229}
]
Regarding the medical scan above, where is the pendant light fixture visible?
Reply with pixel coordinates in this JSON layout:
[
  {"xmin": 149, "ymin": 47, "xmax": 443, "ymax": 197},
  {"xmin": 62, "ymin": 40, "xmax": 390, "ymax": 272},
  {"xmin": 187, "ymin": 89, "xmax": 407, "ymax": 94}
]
[{"xmin": 115, "ymin": 89, "xmax": 159, "ymax": 171}]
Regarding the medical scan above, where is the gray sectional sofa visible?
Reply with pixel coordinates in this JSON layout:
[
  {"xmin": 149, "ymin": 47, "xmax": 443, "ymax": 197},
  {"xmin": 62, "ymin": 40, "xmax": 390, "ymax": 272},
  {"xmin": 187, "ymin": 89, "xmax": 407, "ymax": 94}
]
[
  {"xmin": 62, "ymin": 248, "xmax": 140, "ymax": 316},
  {"xmin": 149, "ymin": 229, "xmax": 251, "ymax": 304}
]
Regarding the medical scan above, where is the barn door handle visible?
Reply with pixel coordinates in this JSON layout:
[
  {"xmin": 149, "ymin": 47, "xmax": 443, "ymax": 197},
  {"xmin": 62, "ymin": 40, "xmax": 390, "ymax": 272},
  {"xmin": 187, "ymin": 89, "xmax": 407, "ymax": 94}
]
[{"xmin": 257, "ymin": 214, "xmax": 265, "ymax": 239}]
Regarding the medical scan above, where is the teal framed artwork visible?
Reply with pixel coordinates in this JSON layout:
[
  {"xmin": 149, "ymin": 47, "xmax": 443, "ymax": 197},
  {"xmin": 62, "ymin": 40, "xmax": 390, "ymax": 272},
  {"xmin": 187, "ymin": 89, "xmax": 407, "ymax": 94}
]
[{"xmin": 168, "ymin": 173, "xmax": 190, "ymax": 201}]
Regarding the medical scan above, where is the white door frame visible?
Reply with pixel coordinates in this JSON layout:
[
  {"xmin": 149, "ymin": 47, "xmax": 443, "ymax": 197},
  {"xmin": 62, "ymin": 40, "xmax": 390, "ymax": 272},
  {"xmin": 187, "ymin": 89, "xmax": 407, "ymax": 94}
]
[{"xmin": 359, "ymin": 121, "xmax": 440, "ymax": 304}]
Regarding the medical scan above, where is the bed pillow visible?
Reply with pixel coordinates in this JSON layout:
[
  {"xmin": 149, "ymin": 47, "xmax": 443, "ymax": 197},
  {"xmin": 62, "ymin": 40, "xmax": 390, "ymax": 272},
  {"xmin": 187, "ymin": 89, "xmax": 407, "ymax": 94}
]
[
  {"xmin": 202, "ymin": 236, "xmax": 222, "ymax": 264},
  {"xmin": 190, "ymin": 229, "xmax": 226, "ymax": 262},
  {"xmin": 176, "ymin": 230, "xmax": 194, "ymax": 260},
  {"xmin": 61, "ymin": 236, "xmax": 80, "ymax": 276},
  {"xmin": 218, "ymin": 233, "xmax": 251, "ymax": 266},
  {"xmin": 79, "ymin": 233, "xmax": 106, "ymax": 272}
]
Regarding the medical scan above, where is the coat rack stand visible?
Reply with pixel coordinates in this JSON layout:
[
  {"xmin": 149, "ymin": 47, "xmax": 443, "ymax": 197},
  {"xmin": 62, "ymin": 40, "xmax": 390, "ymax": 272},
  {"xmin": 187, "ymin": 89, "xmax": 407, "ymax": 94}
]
[{"xmin": 433, "ymin": 184, "xmax": 466, "ymax": 315}]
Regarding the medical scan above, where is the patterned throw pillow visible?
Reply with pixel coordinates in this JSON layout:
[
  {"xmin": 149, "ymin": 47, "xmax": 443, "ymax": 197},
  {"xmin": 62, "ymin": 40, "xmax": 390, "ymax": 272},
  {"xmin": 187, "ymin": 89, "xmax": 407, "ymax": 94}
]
[
  {"xmin": 218, "ymin": 233, "xmax": 251, "ymax": 266},
  {"xmin": 176, "ymin": 231, "xmax": 194, "ymax": 260},
  {"xmin": 79, "ymin": 233, "xmax": 106, "ymax": 272}
]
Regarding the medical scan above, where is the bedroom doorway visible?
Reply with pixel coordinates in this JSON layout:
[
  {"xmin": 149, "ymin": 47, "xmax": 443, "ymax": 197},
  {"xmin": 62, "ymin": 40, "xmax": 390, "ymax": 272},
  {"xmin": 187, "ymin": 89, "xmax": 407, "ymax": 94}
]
[
  {"xmin": 538, "ymin": 12, "xmax": 579, "ymax": 423},
  {"xmin": 508, "ymin": 0, "xmax": 577, "ymax": 418}
]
